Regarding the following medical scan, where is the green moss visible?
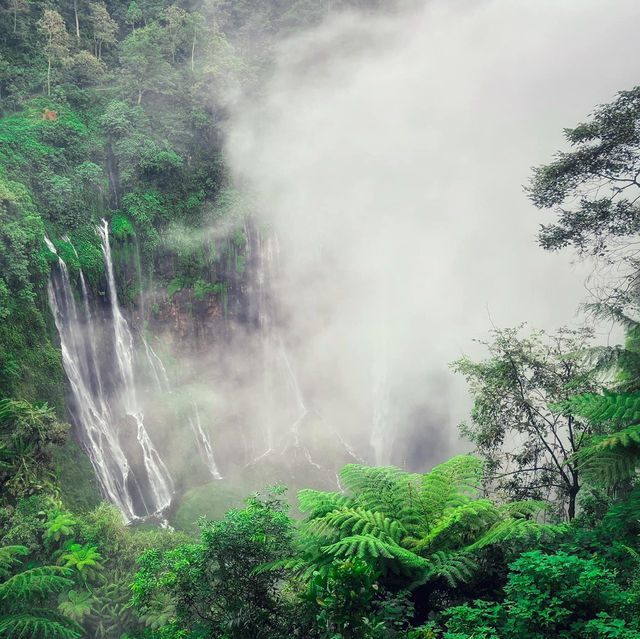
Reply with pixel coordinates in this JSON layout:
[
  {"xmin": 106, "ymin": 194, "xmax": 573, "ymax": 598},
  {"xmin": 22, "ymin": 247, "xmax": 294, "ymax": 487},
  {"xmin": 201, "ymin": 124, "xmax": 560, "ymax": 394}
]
[
  {"xmin": 54, "ymin": 439, "xmax": 102, "ymax": 512},
  {"xmin": 167, "ymin": 276, "xmax": 187, "ymax": 299},
  {"xmin": 213, "ymin": 282, "xmax": 228, "ymax": 318},
  {"xmin": 193, "ymin": 278, "xmax": 215, "ymax": 300},
  {"xmin": 171, "ymin": 479, "xmax": 249, "ymax": 534},
  {"xmin": 111, "ymin": 213, "xmax": 135, "ymax": 239}
]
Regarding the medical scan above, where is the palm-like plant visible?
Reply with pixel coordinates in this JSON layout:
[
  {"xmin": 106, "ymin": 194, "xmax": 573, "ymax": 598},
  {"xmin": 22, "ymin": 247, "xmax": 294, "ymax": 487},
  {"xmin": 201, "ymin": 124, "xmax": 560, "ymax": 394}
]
[
  {"xmin": 58, "ymin": 543, "xmax": 104, "ymax": 586},
  {"xmin": 58, "ymin": 589, "xmax": 95, "ymax": 623},
  {"xmin": 567, "ymin": 311, "xmax": 640, "ymax": 484},
  {"xmin": 45, "ymin": 511, "xmax": 77, "ymax": 546},
  {"xmin": 0, "ymin": 545, "xmax": 82, "ymax": 639},
  {"xmin": 289, "ymin": 456, "xmax": 552, "ymax": 588}
]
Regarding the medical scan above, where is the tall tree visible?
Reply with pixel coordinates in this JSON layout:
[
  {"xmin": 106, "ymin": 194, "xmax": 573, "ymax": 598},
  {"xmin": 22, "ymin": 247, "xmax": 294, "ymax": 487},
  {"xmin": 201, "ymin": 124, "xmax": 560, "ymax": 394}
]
[
  {"xmin": 452, "ymin": 326, "xmax": 597, "ymax": 520},
  {"xmin": 527, "ymin": 86, "xmax": 640, "ymax": 302},
  {"xmin": 162, "ymin": 4, "xmax": 187, "ymax": 63},
  {"xmin": 88, "ymin": 2, "xmax": 117, "ymax": 60},
  {"xmin": 125, "ymin": 1, "xmax": 142, "ymax": 34},
  {"xmin": 37, "ymin": 9, "xmax": 69, "ymax": 97},
  {"xmin": 8, "ymin": 0, "xmax": 28, "ymax": 35},
  {"xmin": 119, "ymin": 23, "xmax": 174, "ymax": 105}
]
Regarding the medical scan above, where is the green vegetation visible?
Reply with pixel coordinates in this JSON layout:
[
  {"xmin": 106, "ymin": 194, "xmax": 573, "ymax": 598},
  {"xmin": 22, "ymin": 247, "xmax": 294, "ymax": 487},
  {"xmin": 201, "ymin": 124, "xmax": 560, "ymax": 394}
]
[{"xmin": 1, "ymin": 1, "xmax": 640, "ymax": 637}]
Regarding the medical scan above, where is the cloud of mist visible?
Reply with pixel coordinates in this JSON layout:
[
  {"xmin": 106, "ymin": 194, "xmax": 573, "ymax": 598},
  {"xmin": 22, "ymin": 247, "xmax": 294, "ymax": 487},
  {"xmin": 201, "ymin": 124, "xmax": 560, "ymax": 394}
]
[{"xmin": 215, "ymin": 0, "xmax": 640, "ymax": 469}]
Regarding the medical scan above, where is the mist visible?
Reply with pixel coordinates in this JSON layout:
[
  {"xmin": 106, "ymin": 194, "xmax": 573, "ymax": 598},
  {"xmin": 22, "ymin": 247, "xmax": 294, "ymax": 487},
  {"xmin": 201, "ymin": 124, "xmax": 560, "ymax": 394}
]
[{"xmin": 218, "ymin": 0, "xmax": 640, "ymax": 468}]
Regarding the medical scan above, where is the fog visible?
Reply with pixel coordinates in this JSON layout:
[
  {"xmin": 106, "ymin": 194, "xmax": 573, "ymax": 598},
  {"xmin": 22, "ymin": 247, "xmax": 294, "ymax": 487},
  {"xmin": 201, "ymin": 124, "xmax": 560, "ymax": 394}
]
[{"xmin": 219, "ymin": 0, "xmax": 640, "ymax": 468}]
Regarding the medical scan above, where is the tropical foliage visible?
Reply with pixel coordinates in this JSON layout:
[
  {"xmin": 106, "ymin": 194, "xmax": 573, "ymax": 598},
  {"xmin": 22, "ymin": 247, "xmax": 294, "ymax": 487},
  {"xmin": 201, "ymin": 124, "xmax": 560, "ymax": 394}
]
[{"xmin": 0, "ymin": 2, "xmax": 640, "ymax": 638}]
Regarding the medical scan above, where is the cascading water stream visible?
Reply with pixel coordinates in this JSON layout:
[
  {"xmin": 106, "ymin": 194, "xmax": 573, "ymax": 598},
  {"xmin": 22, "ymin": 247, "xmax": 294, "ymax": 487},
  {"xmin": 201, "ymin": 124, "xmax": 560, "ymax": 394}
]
[
  {"xmin": 96, "ymin": 219, "xmax": 174, "ymax": 513},
  {"xmin": 132, "ymin": 237, "xmax": 172, "ymax": 394},
  {"xmin": 371, "ymin": 321, "xmax": 391, "ymax": 466},
  {"xmin": 44, "ymin": 236, "xmax": 139, "ymax": 521},
  {"xmin": 129, "ymin": 237, "xmax": 222, "ymax": 477},
  {"xmin": 188, "ymin": 404, "xmax": 223, "ymax": 479},
  {"xmin": 248, "ymin": 227, "xmax": 325, "ymax": 470}
]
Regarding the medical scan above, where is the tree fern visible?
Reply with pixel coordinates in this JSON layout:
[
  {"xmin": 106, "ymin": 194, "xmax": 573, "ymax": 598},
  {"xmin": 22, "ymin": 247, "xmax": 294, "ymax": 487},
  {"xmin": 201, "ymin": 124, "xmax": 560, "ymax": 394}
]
[
  {"xmin": 339, "ymin": 464, "xmax": 422, "ymax": 523},
  {"xmin": 0, "ymin": 545, "xmax": 29, "ymax": 578},
  {"xmin": 0, "ymin": 546, "xmax": 81, "ymax": 639},
  {"xmin": 320, "ymin": 534, "xmax": 429, "ymax": 578},
  {"xmin": 294, "ymin": 458, "xmax": 546, "ymax": 589},
  {"xmin": 0, "ymin": 611, "xmax": 83, "ymax": 639},
  {"xmin": 420, "ymin": 456, "xmax": 484, "ymax": 516}
]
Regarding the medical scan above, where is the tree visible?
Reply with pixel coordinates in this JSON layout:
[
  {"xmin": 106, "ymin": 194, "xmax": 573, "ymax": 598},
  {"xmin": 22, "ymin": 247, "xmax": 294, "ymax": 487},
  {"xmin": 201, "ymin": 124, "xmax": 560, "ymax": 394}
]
[
  {"xmin": 119, "ymin": 23, "xmax": 174, "ymax": 105},
  {"xmin": 37, "ymin": 9, "xmax": 69, "ymax": 97},
  {"xmin": 527, "ymin": 87, "xmax": 640, "ymax": 301},
  {"xmin": 291, "ymin": 457, "xmax": 551, "ymax": 592},
  {"xmin": 125, "ymin": 1, "xmax": 142, "ymax": 34},
  {"xmin": 88, "ymin": 3, "xmax": 117, "ymax": 60},
  {"xmin": 452, "ymin": 326, "xmax": 597, "ymax": 520},
  {"xmin": 162, "ymin": 4, "xmax": 187, "ymax": 63},
  {"xmin": 8, "ymin": 0, "xmax": 28, "ymax": 35},
  {"xmin": 131, "ymin": 489, "xmax": 297, "ymax": 638}
]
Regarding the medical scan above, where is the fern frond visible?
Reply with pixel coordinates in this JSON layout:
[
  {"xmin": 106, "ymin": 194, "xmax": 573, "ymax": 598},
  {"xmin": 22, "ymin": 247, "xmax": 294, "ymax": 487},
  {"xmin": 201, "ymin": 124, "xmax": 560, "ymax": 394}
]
[
  {"xmin": 420, "ymin": 456, "xmax": 484, "ymax": 516},
  {"xmin": 297, "ymin": 490, "xmax": 351, "ymax": 519},
  {"xmin": 427, "ymin": 551, "xmax": 477, "ymax": 587},
  {"xmin": 322, "ymin": 507, "xmax": 407, "ymax": 544},
  {"xmin": 575, "ymin": 423, "xmax": 640, "ymax": 482},
  {"xmin": 570, "ymin": 391, "xmax": 640, "ymax": 423},
  {"xmin": 0, "ymin": 566, "xmax": 73, "ymax": 602},
  {"xmin": 0, "ymin": 610, "xmax": 83, "ymax": 639},
  {"xmin": 0, "ymin": 546, "xmax": 29, "ymax": 578},
  {"xmin": 412, "ymin": 499, "xmax": 501, "ymax": 554},
  {"xmin": 338, "ymin": 464, "xmax": 422, "ymax": 523},
  {"xmin": 582, "ymin": 302, "xmax": 640, "ymax": 334},
  {"xmin": 321, "ymin": 534, "xmax": 429, "ymax": 577},
  {"xmin": 252, "ymin": 556, "xmax": 311, "ymax": 575}
]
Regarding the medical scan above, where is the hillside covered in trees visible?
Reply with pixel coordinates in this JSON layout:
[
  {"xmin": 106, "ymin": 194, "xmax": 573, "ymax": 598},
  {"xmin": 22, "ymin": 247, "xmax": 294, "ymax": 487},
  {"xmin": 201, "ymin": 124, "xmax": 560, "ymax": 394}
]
[{"xmin": 1, "ymin": 0, "xmax": 640, "ymax": 637}]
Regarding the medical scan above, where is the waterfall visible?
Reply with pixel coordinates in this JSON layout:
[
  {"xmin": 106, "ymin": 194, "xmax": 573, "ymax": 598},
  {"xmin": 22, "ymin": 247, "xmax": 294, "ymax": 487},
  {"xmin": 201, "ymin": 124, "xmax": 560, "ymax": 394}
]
[
  {"xmin": 371, "ymin": 322, "xmax": 391, "ymax": 466},
  {"xmin": 132, "ymin": 237, "xmax": 172, "ymax": 394},
  {"xmin": 96, "ymin": 219, "xmax": 174, "ymax": 514},
  {"xmin": 188, "ymin": 404, "xmax": 223, "ymax": 479},
  {"xmin": 129, "ymin": 236, "xmax": 221, "ymax": 476},
  {"xmin": 45, "ymin": 236, "xmax": 139, "ymax": 521},
  {"xmin": 248, "ymin": 227, "xmax": 325, "ymax": 470}
]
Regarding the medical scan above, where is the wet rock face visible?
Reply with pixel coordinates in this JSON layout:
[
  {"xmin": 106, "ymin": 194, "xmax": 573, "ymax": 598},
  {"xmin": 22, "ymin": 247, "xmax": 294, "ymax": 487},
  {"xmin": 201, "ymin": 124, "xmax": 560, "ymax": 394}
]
[{"xmin": 151, "ymin": 286, "xmax": 224, "ymax": 354}]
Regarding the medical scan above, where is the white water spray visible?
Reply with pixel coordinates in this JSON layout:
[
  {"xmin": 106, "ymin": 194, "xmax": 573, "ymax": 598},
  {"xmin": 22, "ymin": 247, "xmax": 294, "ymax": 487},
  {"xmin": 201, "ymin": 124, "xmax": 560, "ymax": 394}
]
[
  {"xmin": 96, "ymin": 219, "xmax": 174, "ymax": 514},
  {"xmin": 45, "ymin": 236, "xmax": 138, "ymax": 521},
  {"xmin": 188, "ymin": 404, "xmax": 223, "ymax": 479}
]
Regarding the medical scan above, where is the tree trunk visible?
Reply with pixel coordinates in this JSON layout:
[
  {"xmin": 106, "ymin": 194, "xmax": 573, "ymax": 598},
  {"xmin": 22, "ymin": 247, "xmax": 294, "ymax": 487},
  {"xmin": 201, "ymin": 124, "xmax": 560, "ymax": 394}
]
[
  {"xmin": 47, "ymin": 56, "xmax": 51, "ymax": 96},
  {"xmin": 13, "ymin": 9, "xmax": 17, "ymax": 34},
  {"xmin": 567, "ymin": 483, "xmax": 579, "ymax": 521},
  {"xmin": 137, "ymin": 89, "xmax": 143, "ymax": 105},
  {"xmin": 191, "ymin": 24, "xmax": 196, "ymax": 72}
]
